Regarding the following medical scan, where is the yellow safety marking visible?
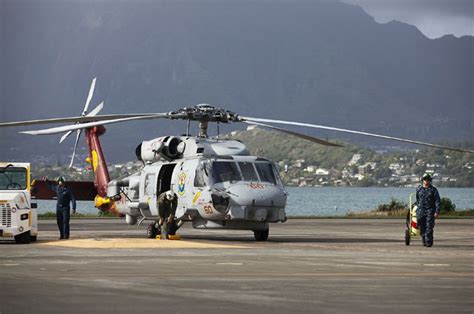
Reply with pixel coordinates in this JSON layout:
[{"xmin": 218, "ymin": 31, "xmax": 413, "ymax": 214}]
[
  {"xmin": 91, "ymin": 150, "xmax": 99, "ymax": 172},
  {"xmin": 0, "ymin": 200, "xmax": 7, "ymax": 203},
  {"xmin": 40, "ymin": 238, "xmax": 249, "ymax": 249},
  {"xmin": 28, "ymin": 210, "xmax": 31, "ymax": 227},
  {"xmin": 192, "ymin": 191, "xmax": 201, "ymax": 205},
  {"xmin": 157, "ymin": 235, "xmax": 182, "ymax": 240},
  {"xmin": 24, "ymin": 164, "xmax": 30, "ymax": 190}
]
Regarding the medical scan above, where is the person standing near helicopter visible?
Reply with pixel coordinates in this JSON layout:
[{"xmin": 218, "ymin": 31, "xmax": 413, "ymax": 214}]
[
  {"xmin": 44, "ymin": 176, "xmax": 76, "ymax": 240},
  {"xmin": 157, "ymin": 190, "xmax": 178, "ymax": 227},
  {"xmin": 416, "ymin": 173, "xmax": 441, "ymax": 247}
]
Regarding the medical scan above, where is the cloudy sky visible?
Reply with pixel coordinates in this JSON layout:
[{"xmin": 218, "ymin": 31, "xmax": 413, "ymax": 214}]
[{"xmin": 342, "ymin": 0, "xmax": 474, "ymax": 38}]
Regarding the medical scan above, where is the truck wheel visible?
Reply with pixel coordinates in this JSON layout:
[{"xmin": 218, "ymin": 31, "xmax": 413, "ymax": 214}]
[
  {"xmin": 146, "ymin": 224, "xmax": 158, "ymax": 238},
  {"xmin": 405, "ymin": 229, "xmax": 410, "ymax": 246},
  {"xmin": 15, "ymin": 231, "xmax": 31, "ymax": 244},
  {"xmin": 254, "ymin": 229, "xmax": 269, "ymax": 241}
]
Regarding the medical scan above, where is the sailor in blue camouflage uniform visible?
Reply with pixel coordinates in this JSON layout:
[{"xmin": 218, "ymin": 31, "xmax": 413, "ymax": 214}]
[
  {"xmin": 416, "ymin": 173, "xmax": 440, "ymax": 247},
  {"xmin": 45, "ymin": 176, "xmax": 76, "ymax": 240}
]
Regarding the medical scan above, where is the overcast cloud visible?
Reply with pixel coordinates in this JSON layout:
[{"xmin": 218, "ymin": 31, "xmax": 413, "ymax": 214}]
[{"xmin": 342, "ymin": 0, "xmax": 474, "ymax": 38}]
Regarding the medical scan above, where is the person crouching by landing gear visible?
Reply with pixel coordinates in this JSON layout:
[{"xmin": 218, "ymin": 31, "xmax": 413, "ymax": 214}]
[
  {"xmin": 416, "ymin": 173, "xmax": 441, "ymax": 247},
  {"xmin": 157, "ymin": 190, "xmax": 178, "ymax": 239},
  {"xmin": 44, "ymin": 176, "xmax": 76, "ymax": 240}
]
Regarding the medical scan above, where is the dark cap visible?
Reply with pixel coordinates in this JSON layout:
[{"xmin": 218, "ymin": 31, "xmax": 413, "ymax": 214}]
[{"xmin": 421, "ymin": 173, "xmax": 432, "ymax": 181}]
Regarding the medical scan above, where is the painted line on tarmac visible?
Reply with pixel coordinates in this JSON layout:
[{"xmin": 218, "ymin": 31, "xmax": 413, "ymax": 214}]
[
  {"xmin": 39, "ymin": 238, "xmax": 250, "ymax": 249},
  {"xmin": 139, "ymin": 272, "xmax": 474, "ymax": 278}
]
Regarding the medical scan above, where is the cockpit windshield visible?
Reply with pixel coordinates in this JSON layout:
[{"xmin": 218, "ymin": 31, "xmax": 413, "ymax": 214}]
[
  {"xmin": 0, "ymin": 166, "xmax": 27, "ymax": 190},
  {"xmin": 210, "ymin": 160, "xmax": 279, "ymax": 185},
  {"xmin": 238, "ymin": 162, "xmax": 259, "ymax": 181},
  {"xmin": 255, "ymin": 162, "xmax": 277, "ymax": 184},
  {"xmin": 211, "ymin": 161, "xmax": 242, "ymax": 184}
]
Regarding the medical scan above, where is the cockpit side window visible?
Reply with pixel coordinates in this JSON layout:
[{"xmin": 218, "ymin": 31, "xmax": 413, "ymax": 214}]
[
  {"xmin": 194, "ymin": 160, "xmax": 210, "ymax": 187},
  {"xmin": 211, "ymin": 161, "xmax": 242, "ymax": 184},
  {"xmin": 255, "ymin": 162, "xmax": 277, "ymax": 184},
  {"xmin": 237, "ymin": 162, "xmax": 259, "ymax": 181}
]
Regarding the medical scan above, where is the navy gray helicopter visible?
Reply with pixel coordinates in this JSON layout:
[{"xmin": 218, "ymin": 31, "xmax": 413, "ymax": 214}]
[{"xmin": 1, "ymin": 78, "xmax": 472, "ymax": 241}]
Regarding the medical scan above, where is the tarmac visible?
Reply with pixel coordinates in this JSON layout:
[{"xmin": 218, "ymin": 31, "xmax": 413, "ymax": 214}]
[{"xmin": 1, "ymin": 218, "xmax": 473, "ymax": 314}]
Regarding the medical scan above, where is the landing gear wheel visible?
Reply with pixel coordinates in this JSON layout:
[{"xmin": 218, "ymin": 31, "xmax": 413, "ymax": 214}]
[
  {"xmin": 14, "ymin": 231, "xmax": 31, "ymax": 244},
  {"xmin": 254, "ymin": 229, "xmax": 269, "ymax": 241},
  {"xmin": 405, "ymin": 229, "xmax": 411, "ymax": 246},
  {"xmin": 168, "ymin": 220, "xmax": 178, "ymax": 236},
  {"xmin": 146, "ymin": 223, "xmax": 160, "ymax": 238}
]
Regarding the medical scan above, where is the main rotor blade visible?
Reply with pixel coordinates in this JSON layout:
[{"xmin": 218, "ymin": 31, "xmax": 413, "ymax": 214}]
[
  {"xmin": 241, "ymin": 117, "xmax": 474, "ymax": 154},
  {"xmin": 0, "ymin": 113, "xmax": 172, "ymax": 128},
  {"xmin": 83, "ymin": 77, "xmax": 97, "ymax": 115},
  {"xmin": 19, "ymin": 113, "xmax": 179, "ymax": 135},
  {"xmin": 242, "ymin": 121, "xmax": 343, "ymax": 147},
  {"xmin": 86, "ymin": 101, "xmax": 104, "ymax": 117},
  {"xmin": 69, "ymin": 130, "xmax": 82, "ymax": 168},
  {"xmin": 59, "ymin": 130, "xmax": 74, "ymax": 144}
]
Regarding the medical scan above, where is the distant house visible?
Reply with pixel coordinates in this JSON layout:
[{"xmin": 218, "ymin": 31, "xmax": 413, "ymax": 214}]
[
  {"xmin": 315, "ymin": 168, "xmax": 329, "ymax": 176},
  {"xmin": 348, "ymin": 154, "xmax": 361, "ymax": 166},
  {"xmin": 246, "ymin": 125, "xmax": 257, "ymax": 131},
  {"xmin": 358, "ymin": 163, "xmax": 376, "ymax": 176},
  {"xmin": 294, "ymin": 159, "xmax": 305, "ymax": 168}
]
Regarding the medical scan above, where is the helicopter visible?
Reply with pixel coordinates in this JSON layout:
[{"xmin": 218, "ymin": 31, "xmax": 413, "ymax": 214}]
[{"xmin": 1, "ymin": 78, "xmax": 473, "ymax": 241}]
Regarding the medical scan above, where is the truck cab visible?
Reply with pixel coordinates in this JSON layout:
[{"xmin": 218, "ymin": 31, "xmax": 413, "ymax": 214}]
[{"xmin": 0, "ymin": 162, "xmax": 38, "ymax": 244}]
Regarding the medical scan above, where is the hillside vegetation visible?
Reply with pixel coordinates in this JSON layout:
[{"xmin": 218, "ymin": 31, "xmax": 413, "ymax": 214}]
[{"xmin": 226, "ymin": 128, "xmax": 474, "ymax": 187}]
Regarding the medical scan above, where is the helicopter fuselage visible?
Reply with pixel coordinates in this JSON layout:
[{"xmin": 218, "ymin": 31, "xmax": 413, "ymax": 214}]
[{"xmin": 107, "ymin": 136, "xmax": 287, "ymax": 231}]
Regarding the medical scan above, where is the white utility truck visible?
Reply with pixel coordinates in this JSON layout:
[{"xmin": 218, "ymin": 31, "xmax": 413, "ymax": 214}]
[{"xmin": 0, "ymin": 162, "xmax": 38, "ymax": 243}]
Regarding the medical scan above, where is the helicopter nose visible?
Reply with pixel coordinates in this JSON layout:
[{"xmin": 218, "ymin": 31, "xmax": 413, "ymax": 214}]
[{"xmin": 223, "ymin": 183, "xmax": 287, "ymax": 222}]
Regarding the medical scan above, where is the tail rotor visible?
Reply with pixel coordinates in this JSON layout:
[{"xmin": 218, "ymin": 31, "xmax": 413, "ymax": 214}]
[{"xmin": 60, "ymin": 77, "xmax": 104, "ymax": 167}]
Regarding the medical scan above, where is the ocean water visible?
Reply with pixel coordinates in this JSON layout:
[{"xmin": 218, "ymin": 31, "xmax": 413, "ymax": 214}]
[{"xmin": 36, "ymin": 187, "xmax": 474, "ymax": 217}]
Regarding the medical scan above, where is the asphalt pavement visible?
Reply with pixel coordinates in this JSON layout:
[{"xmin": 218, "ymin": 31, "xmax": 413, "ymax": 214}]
[{"xmin": 0, "ymin": 218, "xmax": 473, "ymax": 314}]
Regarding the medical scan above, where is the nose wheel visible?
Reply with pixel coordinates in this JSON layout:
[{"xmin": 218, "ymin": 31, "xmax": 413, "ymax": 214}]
[{"xmin": 253, "ymin": 229, "xmax": 269, "ymax": 241}]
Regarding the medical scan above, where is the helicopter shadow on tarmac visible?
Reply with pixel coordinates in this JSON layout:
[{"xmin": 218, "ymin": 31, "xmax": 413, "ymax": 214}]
[{"xmin": 178, "ymin": 233, "xmax": 402, "ymax": 244}]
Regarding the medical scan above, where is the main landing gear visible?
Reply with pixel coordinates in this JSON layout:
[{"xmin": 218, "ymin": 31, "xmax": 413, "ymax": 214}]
[
  {"xmin": 146, "ymin": 220, "xmax": 180, "ymax": 239},
  {"xmin": 253, "ymin": 229, "xmax": 269, "ymax": 241}
]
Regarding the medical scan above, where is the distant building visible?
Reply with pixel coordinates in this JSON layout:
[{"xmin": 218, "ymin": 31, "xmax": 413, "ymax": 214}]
[
  {"xmin": 348, "ymin": 154, "xmax": 361, "ymax": 166},
  {"xmin": 246, "ymin": 125, "xmax": 257, "ymax": 131},
  {"xmin": 315, "ymin": 168, "xmax": 329, "ymax": 176}
]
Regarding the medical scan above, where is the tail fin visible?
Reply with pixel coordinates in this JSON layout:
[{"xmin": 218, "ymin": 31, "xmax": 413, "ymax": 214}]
[{"xmin": 84, "ymin": 125, "xmax": 119, "ymax": 215}]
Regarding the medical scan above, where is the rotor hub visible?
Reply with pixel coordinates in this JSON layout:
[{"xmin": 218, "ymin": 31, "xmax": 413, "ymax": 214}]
[{"xmin": 169, "ymin": 104, "xmax": 240, "ymax": 124}]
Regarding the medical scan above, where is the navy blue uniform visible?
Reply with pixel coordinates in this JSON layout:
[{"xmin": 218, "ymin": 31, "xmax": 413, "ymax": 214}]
[
  {"xmin": 47, "ymin": 181, "xmax": 76, "ymax": 239},
  {"xmin": 416, "ymin": 185, "xmax": 440, "ymax": 246}
]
